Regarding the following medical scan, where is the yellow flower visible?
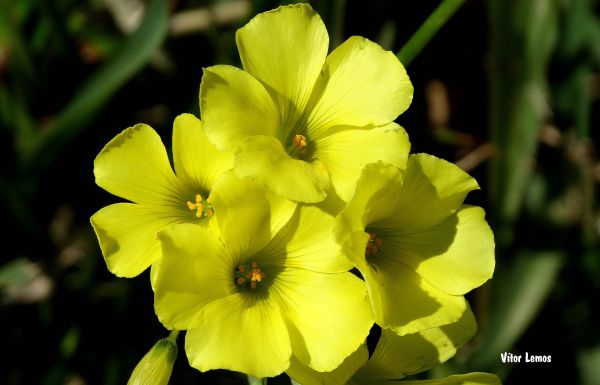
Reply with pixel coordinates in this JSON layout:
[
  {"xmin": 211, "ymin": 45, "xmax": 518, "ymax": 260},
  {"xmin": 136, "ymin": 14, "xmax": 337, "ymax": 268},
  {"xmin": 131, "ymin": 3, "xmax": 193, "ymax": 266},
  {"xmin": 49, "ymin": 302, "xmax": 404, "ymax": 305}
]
[
  {"xmin": 90, "ymin": 114, "xmax": 233, "ymax": 279},
  {"xmin": 153, "ymin": 173, "xmax": 374, "ymax": 378},
  {"xmin": 287, "ymin": 308, "xmax": 502, "ymax": 385},
  {"xmin": 200, "ymin": 3, "xmax": 412, "ymax": 203},
  {"xmin": 336, "ymin": 154, "xmax": 495, "ymax": 335}
]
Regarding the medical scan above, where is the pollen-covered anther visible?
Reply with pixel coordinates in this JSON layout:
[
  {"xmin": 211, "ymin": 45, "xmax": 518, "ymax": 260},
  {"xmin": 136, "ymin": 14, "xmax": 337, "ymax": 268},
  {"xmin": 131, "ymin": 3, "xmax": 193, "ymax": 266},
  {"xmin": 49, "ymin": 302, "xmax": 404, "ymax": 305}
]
[
  {"xmin": 365, "ymin": 232, "xmax": 383, "ymax": 257},
  {"xmin": 235, "ymin": 261, "xmax": 266, "ymax": 290},
  {"xmin": 293, "ymin": 134, "xmax": 308, "ymax": 150},
  {"xmin": 186, "ymin": 193, "xmax": 214, "ymax": 218}
]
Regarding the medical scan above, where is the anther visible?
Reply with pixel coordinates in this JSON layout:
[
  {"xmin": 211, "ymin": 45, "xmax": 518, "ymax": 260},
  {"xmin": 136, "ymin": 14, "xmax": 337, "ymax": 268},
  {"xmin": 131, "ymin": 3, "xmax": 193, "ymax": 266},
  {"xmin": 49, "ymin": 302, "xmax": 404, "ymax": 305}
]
[
  {"xmin": 186, "ymin": 193, "xmax": 214, "ymax": 218},
  {"xmin": 235, "ymin": 261, "xmax": 266, "ymax": 290},
  {"xmin": 293, "ymin": 134, "xmax": 307, "ymax": 149},
  {"xmin": 365, "ymin": 232, "xmax": 383, "ymax": 257}
]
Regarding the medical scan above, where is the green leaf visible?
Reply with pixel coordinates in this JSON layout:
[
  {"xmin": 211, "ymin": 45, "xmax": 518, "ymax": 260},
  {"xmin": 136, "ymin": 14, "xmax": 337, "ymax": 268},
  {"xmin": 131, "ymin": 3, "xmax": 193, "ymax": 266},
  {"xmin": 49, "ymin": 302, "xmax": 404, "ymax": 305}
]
[
  {"xmin": 18, "ymin": 0, "xmax": 169, "ymax": 174},
  {"xmin": 487, "ymin": 0, "xmax": 559, "ymax": 246}
]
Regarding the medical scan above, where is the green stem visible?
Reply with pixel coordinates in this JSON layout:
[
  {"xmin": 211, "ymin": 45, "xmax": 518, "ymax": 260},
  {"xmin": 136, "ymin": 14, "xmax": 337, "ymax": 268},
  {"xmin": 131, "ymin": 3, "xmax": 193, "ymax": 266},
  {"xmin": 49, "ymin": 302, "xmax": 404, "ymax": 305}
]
[
  {"xmin": 167, "ymin": 330, "xmax": 179, "ymax": 343},
  {"xmin": 247, "ymin": 375, "xmax": 267, "ymax": 385},
  {"xmin": 396, "ymin": 0, "xmax": 465, "ymax": 66}
]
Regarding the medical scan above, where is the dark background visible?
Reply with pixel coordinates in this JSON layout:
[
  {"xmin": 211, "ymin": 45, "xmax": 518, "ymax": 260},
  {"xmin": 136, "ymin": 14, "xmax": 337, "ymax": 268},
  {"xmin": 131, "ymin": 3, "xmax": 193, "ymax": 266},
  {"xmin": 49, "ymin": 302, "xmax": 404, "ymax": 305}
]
[{"xmin": 1, "ymin": 0, "xmax": 599, "ymax": 384}]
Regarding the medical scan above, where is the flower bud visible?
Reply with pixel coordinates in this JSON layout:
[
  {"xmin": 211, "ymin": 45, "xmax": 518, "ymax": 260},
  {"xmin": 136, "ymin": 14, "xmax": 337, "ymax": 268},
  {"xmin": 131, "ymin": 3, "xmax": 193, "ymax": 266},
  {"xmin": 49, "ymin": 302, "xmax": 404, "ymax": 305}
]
[{"xmin": 127, "ymin": 335, "xmax": 178, "ymax": 385}]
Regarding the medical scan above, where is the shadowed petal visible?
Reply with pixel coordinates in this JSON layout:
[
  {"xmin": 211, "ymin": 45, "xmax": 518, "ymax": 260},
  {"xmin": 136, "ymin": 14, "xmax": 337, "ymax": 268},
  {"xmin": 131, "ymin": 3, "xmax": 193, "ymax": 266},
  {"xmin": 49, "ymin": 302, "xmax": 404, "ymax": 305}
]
[
  {"xmin": 153, "ymin": 223, "xmax": 235, "ymax": 330},
  {"xmin": 172, "ymin": 113, "xmax": 234, "ymax": 191},
  {"xmin": 355, "ymin": 308, "xmax": 477, "ymax": 381},
  {"xmin": 234, "ymin": 135, "xmax": 330, "ymax": 203},
  {"xmin": 286, "ymin": 346, "xmax": 368, "ymax": 385},
  {"xmin": 200, "ymin": 65, "xmax": 279, "ymax": 150},
  {"xmin": 315, "ymin": 123, "xmax": 410, "ymax": 202},
  {"xmin": 210, "ymin": 172, "xmax": 296, "ymax": 259},
  {"xmin": 397, "ymin": 206, "xmax": 495, "ymax": 295}
]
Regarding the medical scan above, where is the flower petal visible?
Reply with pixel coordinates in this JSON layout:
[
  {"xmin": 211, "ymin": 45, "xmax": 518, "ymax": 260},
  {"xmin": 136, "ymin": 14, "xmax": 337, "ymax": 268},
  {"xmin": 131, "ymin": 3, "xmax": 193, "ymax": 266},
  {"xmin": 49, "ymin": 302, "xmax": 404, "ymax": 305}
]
[
  {"xmin": 398, "ymin": 205, "xmax": 495, "ymax": 295},
  {"xmin": 94, "ymin": 124, "xmax": 185, "ymax": 205},
  {"xmin": 172, "ymin": 113, "xmax": 234, "ymax": 191},
  {"xmin": 334, "ymin": 163, "xmax": 404, "ymax": 247},
  {"xmin": 286, "ymin": 345, "xmax": 368, "ymax": 385},
  {"xmin": 90, "ymin": 203, "xmax": 184, "ymax": 278},
  {"xmin": 210, "ymin": 171, "xmax": 296, "ymax": 260},
  {"xmin": 361, "ymin": 258, "xmax": 467, "ymax": 335},
  {"xmin": 398, "ymin": 373, "xmax": 502, "ymax": 385},
  {"xmin": 378, "ymin": 154, "xmax": 479, "ymax": 230},
  {"xmin": 236, "ymin": 3, "xmax": 328, "ymax": 131},
  {"xmin": 200, "ymin": 65, "xmax": 279, "ymax": 150},
  {"xmin": 315, "ymin": 123, "xmax": 410, "ymax": 202},
  {"xmin": 354, "ymin": 307, "xmax": 477, "ymax": 382},
  {"xmin": 186, "ymin": 293, "xmax": 291, "ymax": 378},
  {"xmin": 306, "ymin": 36, "xmax": 413, "ymax": 137},
  {"xmin": 234, "ymin": 135, "xmax": 330, "ymax": 203},
  {"xmin": 153, "ymin": 223, "xmax": 235, "ymax": 330},
  {"xmin": 271, "ymin": 269, "xmax": 373, "ymax": 372},
  {"xmin": 262, "ymin": 205, "xmax": 353, "ymax": 273}
]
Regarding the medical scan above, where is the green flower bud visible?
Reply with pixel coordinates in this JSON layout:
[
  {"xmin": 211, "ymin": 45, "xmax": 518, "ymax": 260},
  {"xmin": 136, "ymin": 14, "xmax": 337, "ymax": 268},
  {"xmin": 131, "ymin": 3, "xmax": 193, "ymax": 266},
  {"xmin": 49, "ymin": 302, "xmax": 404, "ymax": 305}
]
[{"xmin": 127, "ymin": 334, "xmax": 178, "ymax": 385}]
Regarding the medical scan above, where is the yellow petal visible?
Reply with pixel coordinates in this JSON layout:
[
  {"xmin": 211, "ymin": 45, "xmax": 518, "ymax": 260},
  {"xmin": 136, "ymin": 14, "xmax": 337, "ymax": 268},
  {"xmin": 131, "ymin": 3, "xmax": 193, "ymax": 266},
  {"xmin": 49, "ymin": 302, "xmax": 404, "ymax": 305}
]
[
  {"xmin": 354, "ymin": 308, "xmax": 477, "ymax": 381},
  {"xmin": 362, "ymin": 258, "xmax": 467, "ymax": 335},
  {"xmin": 261, "ymin": 204, "xmax": 353, "ymax": 273},
  {"xmin": 271, "ymin": 269, "xmax": 373, "ymax": 372},
  {"xmin": 315, "ymin": 123, "xmax": 410, "ymax": 202},
  {"xmin": 153, "ymin": 223, "xmax": 235, "ymax": 330},
  {"xmin": 379, "ymin": 154, "xmax": 479, "ymax": 230},
  {"xmin": 399, "ymin": 205, "xmax": 495, "ymax": 295},
  {"xmin": 286, "ymin": 346, "xmax": 368, "ymax": 385},
  {"xmin": 236, "ymin": 3, "xmax": 328, "ymax": 131},
  {"xmin": 210, "ymin": 171, "xmax": 296, "ymax": 259},
  {"xmin": 94, "ymin": 124, "xmax": 185, "ymax": 205},
  {"xmin": 234, "ymin": 135, "xmax": 330, "ymax": 203},
  {"xmin": 306, "ymin": 36, "xmax": 413, "ymax": 138},
  {"xmin": 172, "ymin": 113, "xmax": 233, "ymax": 191},
  {"xmin": 200, "ymin": 65, "xmax": 279, "ymax": 150},
  {"xmin": 334, "ymin": 163, "xmax": 404, "ymax": 246},
  {"xmin": 90, "ymin": 203, "xmax": 185, "ymax": 278},
  {"xmin": 186, "ymin": 293, "xmax": 291, "ymax": 378}
]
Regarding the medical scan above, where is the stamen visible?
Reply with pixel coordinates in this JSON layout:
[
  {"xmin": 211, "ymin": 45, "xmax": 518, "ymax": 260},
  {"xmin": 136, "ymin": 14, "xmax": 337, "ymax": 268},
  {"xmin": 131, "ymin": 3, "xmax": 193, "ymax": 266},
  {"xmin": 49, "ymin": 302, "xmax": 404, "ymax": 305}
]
[
  {"xmin": 186, "ymin": 193, "xmax": 214, "ymax": 218},
  {"xmin": 365, "ymin": 232, "xmax": 383, "ymax": 257},
  {"xmin": 293, "ymin": 134, "xmax": 307, "ymax": 149},
  {"xmin": 287, "ymin": 134, "xmax": 309, "ymax": 159},
  {"xmin": 235, "ymin": 261, "xmax": 266, "ymax": 290}
]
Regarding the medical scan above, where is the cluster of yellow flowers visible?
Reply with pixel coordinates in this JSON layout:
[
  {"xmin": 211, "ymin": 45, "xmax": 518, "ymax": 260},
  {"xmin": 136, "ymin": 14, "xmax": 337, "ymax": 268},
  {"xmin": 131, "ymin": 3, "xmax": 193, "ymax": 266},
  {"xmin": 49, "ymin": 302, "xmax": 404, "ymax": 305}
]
[{"xmin": 91, "ymin": 4, "xmax": 499, "ymax": 385}]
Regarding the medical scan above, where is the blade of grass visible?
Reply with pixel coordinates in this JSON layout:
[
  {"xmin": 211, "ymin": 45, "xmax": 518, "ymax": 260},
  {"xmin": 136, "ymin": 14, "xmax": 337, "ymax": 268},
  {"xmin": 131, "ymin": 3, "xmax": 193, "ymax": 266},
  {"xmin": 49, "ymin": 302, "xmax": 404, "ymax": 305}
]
[
  {"xmin": 396, "ymin": 0, "xmax": 465, "ymax": 66},
  {"xmin": 18, "ymin": 0, "xmax": 169, "ymax": 174},
  {"xmin": 487, "ymin": 0, "xmax": 558, "ymax": 247}
]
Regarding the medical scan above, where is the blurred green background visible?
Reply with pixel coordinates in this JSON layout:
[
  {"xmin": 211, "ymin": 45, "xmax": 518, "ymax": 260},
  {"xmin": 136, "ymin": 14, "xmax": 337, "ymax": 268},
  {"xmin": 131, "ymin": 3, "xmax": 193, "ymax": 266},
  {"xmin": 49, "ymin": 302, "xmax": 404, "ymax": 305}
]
[{"xmin": 1, "ymin": 0, "xmax": 599, "ymax": 384}]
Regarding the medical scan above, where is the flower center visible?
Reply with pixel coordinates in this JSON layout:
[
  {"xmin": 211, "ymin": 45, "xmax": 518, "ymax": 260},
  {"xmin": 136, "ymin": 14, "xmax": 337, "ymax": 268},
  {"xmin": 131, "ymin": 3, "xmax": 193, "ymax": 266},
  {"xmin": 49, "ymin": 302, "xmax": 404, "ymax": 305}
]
[
  {"xmin": 186, "ymin": 193, "xmax": 213, "ymax": 218},
  {"xmin": 365, "ymin": 232, "xmax": 383, "ymax": 257},
  {"xmin": 234, "ymin": 261, "xmax": 266, "ymax": 290},
  {"xmin": 287, "ymin": 134, "xmax": 309, "ymax": 159},
  {"xmin": 293, "ymin": 134, "xmax": 307, "ymax": 149}
]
